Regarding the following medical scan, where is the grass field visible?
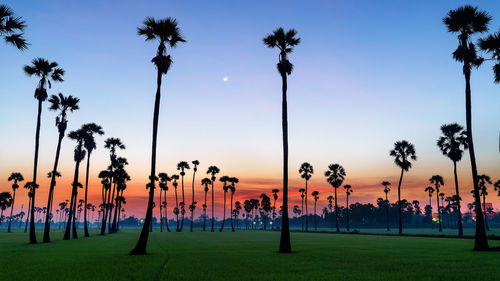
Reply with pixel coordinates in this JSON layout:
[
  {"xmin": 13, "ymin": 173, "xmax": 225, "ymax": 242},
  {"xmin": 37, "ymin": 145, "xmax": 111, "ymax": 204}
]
[{"xmin": 1, "ymin": 229, "xmax": 500, "ymax": 281}]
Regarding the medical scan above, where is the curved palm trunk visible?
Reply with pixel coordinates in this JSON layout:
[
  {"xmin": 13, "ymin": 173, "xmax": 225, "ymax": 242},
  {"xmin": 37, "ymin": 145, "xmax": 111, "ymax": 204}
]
[
  {"xmin": 180, "ymin": 174, "xmax": 185, "ymax": 232},
  {"xmin": 107, "ymin": 183, "xmax": 116, "ymax": 233},
  {"xmin": 279, "ymin": 72, "xmax": 291, "ymax": 253},
  {"xmin": 452, "ymin": 161, "xmax": 463, "ymax": 236},
  {"xmin": 305, "ymin": 180, "xmax": 308, "ymax": 232},
  {"xmin": 397, "ymin": 168, "xmax": 403, "ymax": 235},
  {"xmin": 230, "ymin": 191, "xmax": 234, "ymax": 232},
  {"xmin": 130, "ymin": 67, "xmax": 162, "ymax": 255},
  {"xmin": 111, "ymin": 191, "xmax": 120, "ymax": 233},
  {"xmin": 101, "ymin": 187, "xmax": 111, "ymax": 235},
  {"xmin": 219, "ymin": 191, "xmax": 227, "ymax": 232},
  {"xmin": 64, "ymin": 157, "xmax": 82, "ymax": 240},
  {"xmin": 8, "ymin": 190, "xmax": 16, "ymax": 232},
  {"xmin": 334, "ymin": 187, "xmax": 339, "ymax": 232},
  {"xmin": 30, "ymin": 98, "xmax": 44, "ymax": 244},
  {"xmin": 385, "ymin": 193, "xmax": 390, "ymax": 231},
  {"xmin": 211, "ymin": 181, "xmax": 215, "ymax": 232},
  {"xmin": 43, "ymin": 130, "xmax": 64, "ymax": 242},
  {"xmin": 436, "ymin": 191, "xmax": 442, "ymax": 232},
  {"xmin": 83, "ymin": 152, "xmax": 92, "ymax": 237},
  {"xmin": 346, "ymin": 195, "xmax": 350, "ymax": 231}
]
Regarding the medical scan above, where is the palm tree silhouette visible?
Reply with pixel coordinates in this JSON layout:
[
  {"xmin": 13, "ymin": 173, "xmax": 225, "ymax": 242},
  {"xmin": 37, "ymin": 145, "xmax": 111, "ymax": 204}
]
[
  {"xmin": 131, "ymin": 17, "xmax": 186, "ymax": 255},
  {"xmin": 389, "ymin": 140, "xmax": 416, "ymax": 235},
  {"xmin": 219, "ymin": 176, "xmax": 229, "ymax": 232},
  {"xmin": 439, "ymin": 192, "xmax": 446, "ymax": 226},
  {"xmin": 177, "ymin": 161, "xmax": 190, "ymax": 232},
  {"xmin": 271, "ymin": 189, "xmax": 279, "ymax": 230},
  {"xmin": 382, "ymin": 181, "xmax": 391, "ymax": 231},
  {"xmin": 7, "ymin": 172, "xmax": 23, "ymax": 232},
  {"xmin": 298, "ymin": 162, "xmax": 313, "ymax": 232},
  {"xmin": 325, "ymin": 164, "xmax": 346, "ymax": 232},
  {"xmin": 429, "ymin": 175, "xmax": 444, "ymax": 232},
  {"xmin": 0, "ymin": 5, "xmax": 28, "ymax": 50},
  {"xmin": 443, "ymin": 5, "xmax": 491, "ymax": 251},
  {"xmin": 206, "ymin": 166, "xmax": 220, "ymax": 232},
  {"xmin": 298, "ymin": 188, "xmax": 305, "ymax": 231},
  {"xmin": 263, "ymin": 27, "xmax": 300, "ymax": 253},
  {"xmin": 23, "ymin": 184, "xmax": 34, "ymax": 232},
  {"xmin": 0, "ymin": 192, "xmax": 13, "ymax": 224},
  {"xmin": 190, "ymin": 160, "xmax": 199, "ymax": 232},
  {"xmin": 102, "ymin": 138, "xmax": 125, "ymax": 235},
  {"xmin": 111, "ymin": 165, "xmax": 130, "ymax": 233},
  {"xmin": 494, "ymin": 180, "xmax": 500, "ymax": 196},
  {"xmin": 326, "ymin": 195, "xmax": 334, "ymax": 229},
  {"xmin": 479, "ymin": 31, "xmax": 500, "ymax": 83},
  {"xmin": 477, "ymin": 174, "xmax": 492, "ymax": 231},
  {"xmin": 158, "ymin": 173, "xmax": 171, "ymax": 232},
  {"xmin": 171, "ymin": 174, "xmax": 180, "ymax": 231},
  {"xmin": 201, "ymin": 178, "xmax": 211, "ymax": 231},
  {"xmin": 81, "ymin": 123, "xmax": 104, "ymax": 236},
  {"xmin": 24, "ymin": 57, "xmax": 64, "ymax": 244},
  {"xmin": 251, "ymin": 199, "xmax": 260, "ymax": 229},
  {"xmin": 228, "ymin": 177, "xmax": 239, "ymax": 232},
  {"xmin": 425, "ymin": 186, "xmax": 435, "ymax": 229},
  {"xmin": 437, "ymin": 123, "xmax": 468, "ymax": 236},
  {"xmin": 98, "ymin": 170, "xmax": 111, "ymax": 233},
  {"xmin": 344, "ymin": 185, "xmax": 353, "ymax": 231},
  {"xmin": 311, "ymin": 191, "xmax": 319, "ymax": 231},
  {"xmin": 43, "ymin": 93, "xmax": 79, "ymax": 242}
]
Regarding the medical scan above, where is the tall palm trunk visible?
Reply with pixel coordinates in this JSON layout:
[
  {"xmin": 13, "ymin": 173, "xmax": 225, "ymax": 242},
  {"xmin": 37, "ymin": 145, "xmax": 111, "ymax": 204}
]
[
  {"xmin": 190, "ymin": 170, "xmax": 196, "ymax": 232},
  {"xmin": 279, "ymin": 71, "xmax": 291, "ymax": 253},
  {"xmin": 314, "ymin": 200, "xmax": 317, "ymax": 231},
  {"xmin": 482, "ymin": 193, "xmax": 489, "ymax": 231},
  {"xmin": 219, "ymin": 191, "xmax": 227, "ymax": 232},
  {"xmin": 385, "ymin": 192, "xmax": 390, "ymax": 231},
  {"xmin": 230, "ymin": 191, "xmax": 234, "ymax": 232},
  {"xmin": 101, "ymin": 185, "xmax": 111, "ymax": 235},
  {"xmin": 179, "ymin": 173, "xmax": 185, "ymax": 231},
  {"xmin": 305, "ymin": 180, "xmax": 308, "ymax": 231},
  {"xmin": 164, "ymin": 190, "xmax": 170, "ymax": 232},
  {"xmin": 43, "ymin": 128, "xmax": 64, "ymax": 242},
  {"xmin": 25, "ymin": 198, "xmax": 31, "ymax": 232},
  {"xmin": 159, "ymin": 189, "xmax": 163, "ymax": 232},
  {"xmin": 211, "ymin": 181, "xmax": 215, "ymax": 232},
  {"xmin": 111, "ymin": 185, "xmax": 120, "ymax": 232},
  {"xmin": 72, "ymin": 196, "xmax": 78, "ymax": 238},
  {"xmin": 8, "ymin": 189, "xmax": 16, "ymax": 232},
  {"xmin": 107, "ymin": 182, "xmax": 116, "ymax": 232},
  {"xmin": 436, "ymin": 190, "xmax": 442, "ymax": 232},
  {"xmin": 30, "ymin": 98, "xmax": 43, "ymax": 244},
  {"xmin": 334, "ymin": 187, "xmax": 339, "ymax": 232},
  {"xmin": 301, "ymin": 197, "xmax": 304, "ymax": 231},
  {"xmin": 429, "ymin": 195, "xmax": 433, "ymax": 229},
  {"xmin": 346, "ymin": 195, "xmax": 349, "ymax": 231},
  {"xmin": 452, "ymin": 161, "xmax": 463, "ymax": 236},
  {"xmin": 397, "ymin": 168, "xmax": 403, "ymax": 235},
  {"xmin": 130, "ymin": 67, "xmax": 161, "ymax": 255},
  {"xmin": 64, "ymin": 157, "xmax": 82, "ymax": 240},
  {"xmin": 203, "ymin": 191, "xmax": 207, "ymax": 231},
  {"xmin": 175, "ymin": 186, "xmax": 179, "ymax": 231},
  {"xmin": 84, "ymin": 152, "xmax": 92, "ymax": 237}
]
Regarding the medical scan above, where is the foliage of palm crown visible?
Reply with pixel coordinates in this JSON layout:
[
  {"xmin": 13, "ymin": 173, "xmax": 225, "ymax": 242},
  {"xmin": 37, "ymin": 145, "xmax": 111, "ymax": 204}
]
[
  {"xmin": 104, "ymin": 138, "xmax": 125, "ymax": 155},
  {"xmin": 207, "ymin": 166, "xmax": 220, "ymax": 180},
  {"xmin": 201, "ymin": 177, "xmax": 211, "ymax": 186},
  {"xmin": 0, "ymin": 192, "xmax": 12, "ymax": 210},
  {"xmin": 68, "ymin": 129, "xmax": 87, "ymax": 162},
  {"xmin": 429, "ymin": 175, "xmax": 444, "ymax": 191},
  {"xmin": 0, "ymin": 5, "xmax": 28, "ymax": 50},
  {"xmin": 479, "ymin": 30, "xmax": 500, "ymax": 83},
  {"xmin": 81, "ymin": 123, "xmax": 104, "ymax": 153},
  {"xmin": 48, "ymin": 93, "xmax": 80, "ymax": 118},
  {"xmin": 8, "ymin": 172, "xmax": 24, "ymax": 187},
  {"xmin": 192, "ymin": 160, "xmax": 199, "ymax": 171},
  {"xmin": 443, "ymin": 6, "xmax": 490, "ymax": 70},
  {"xmin": 477, "ymin": 174, "xmax": 492, "ymax": 190},
  {"xmin": 312, "ymin": 191, "xmax": 319, "ymax": 198},
  {"xmin": 382, "ymin": 181, "xmax": 391, "ymax": 192},
  {"xmin": 325, "ymin": 164, "xmax": 346, "ymax": 188},
  {"xmin": 24, "ymin": 58, "xmax": 64, "ymax": 98},
  {"xmin": 299, "ymin": 162, "xmax": 313, "ymax": 180},
  {"xmin": 344, "ymin": 185, "xmax": 352, "ymax": 195},
  {"xmin": 425, "ymin": 186, "xmax": 435, "ymax": 195},
  {"xmin": 137, "ymin": 17, "xmax": 186, "ymax": 74},
  {"xmin": 177, "ymin": 161, "xmax": 190, "ymax": 175},
  {"xmin": 437, "ymin": 123, "xmax": 468, "ymax": 162},
  {"xmin": 389, "ymin": 141, "xmax": 417, "ymax": 171},
  {"xmin": 263, "ymin": 27, "xmax": 300, "ymax": 75},
  {"xmin": 494, "ymin": 180, "xmax": 500, "ymax": 196}
]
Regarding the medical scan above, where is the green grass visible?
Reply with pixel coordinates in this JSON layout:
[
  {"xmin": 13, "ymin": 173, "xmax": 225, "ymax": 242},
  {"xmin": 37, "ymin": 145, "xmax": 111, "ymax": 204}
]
[{"xmin": 1, "ymin": 229, "xmax": 500, "ymax": 281}]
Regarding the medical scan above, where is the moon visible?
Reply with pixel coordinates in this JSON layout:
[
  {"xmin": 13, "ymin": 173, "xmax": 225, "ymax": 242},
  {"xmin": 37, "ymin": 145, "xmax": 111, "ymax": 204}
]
[{"xmin": 223, "ymin": 76, "xmax": 228, "ymax": 82}]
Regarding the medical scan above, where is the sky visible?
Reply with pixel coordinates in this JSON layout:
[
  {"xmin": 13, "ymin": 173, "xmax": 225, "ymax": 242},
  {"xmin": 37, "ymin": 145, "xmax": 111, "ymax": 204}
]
[{"xmin": 0, "ymin": 0, "xmax": 499, "ymax": 220}]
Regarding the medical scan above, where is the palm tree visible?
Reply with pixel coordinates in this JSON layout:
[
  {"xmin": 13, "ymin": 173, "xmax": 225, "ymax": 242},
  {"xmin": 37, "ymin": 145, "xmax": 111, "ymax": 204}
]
[
  {"xmin": 439, "ymin": 192, "xmax": 446, "ymax": 226},
  {"xmin": 494, "ymin": 180, "xmax": 500, "ymax": 196},
  {"xmin": 111, "ymin": 166, "xmax": 130, "ymax": 233},
  {"xmin": 478, "ymin": 174, "xmax": 492, "ymax": 231},
  {"xmin": 81, "ymin": 123, "xmax": 104, "ymax": 237},
  {"xmin": 298, "ymin": 162, "xmax": 313, "ymax": 232},
  {"xmin": 63, "ymin": 128, "xmax": 87, "ymax": 240},
  {"xmin": 219, "ymin": 176, "xmax": 229, "ymax": 232},
  {"xmin": 382, "ymin": 181, "xmax": 391, "ymax": 231},
  {"xmin": 389, "ymin": 140, "xmax": 416, "ymax": 235},
  {"xmin": 344, "ymin": 185, "xmax": 353, "ymax": 231},
  {"xmin": 479, "ymin": 30, "xmax": 500, "ymax": 83},
  {"xmin": 437, "ymin": 123, "xmax": 467, "ymax": 236},
  {"xmin": 7, "ymin": 172, "xmax": 23, "ymax": 232},
  {"xmin": 0, "ymin": 192, "xmax": 13, "ymax": 224},
  {"xmin": 271, "ymin": 189, "xmax": 279, "ymax": 230},
  {"xmin": 131, "ymin": 17, "xmax": 186, "ymax": 255},
  {"xmin": 43, "ymin": 93, "xmax": 80, "ymax": 242},
  {"xmin": 0, "ymin": 5, "xmax": 28, "ymax": 50},
  {"xmin": 206, "ymin": 166, "xmax": 220, "ymax": 232},
  {"xmin": 98, "ymin": 170, "xmax": 111, "ymax": 233},
  {"xmin": 443, "ymin": 5, "xmax": 491, "ymax": 251},
  {"xmin": 425, "ymin": 186, "xmax": 435, "ymax": 229},
  {"xmin": 263, "ymin": 27, "xmax": 300, "ymax": 253},
  {"xmin": 311, "ymin": 191, "xmax": 319, "ymax": 231},
  {"xmin": 102, "ymin": 138, "xmax": 125, "ymax": 235},
  {"xmin": 430, "ymin": 175, "xmax": 444, "ymax": 232},
  {"xmin": 201, "ymin": 178, "xmax": 211, "ymax": 231},
  {"xmin": 325, "ymin": 164, "xmax": 346, "ymax": 232},
  {"xmin": 177, "ymin": 161, "xmax": 190, "ymax": 232},
  {"xmin": 298, "ymin": 188, "xmax": 305, "ymax": 231},
  {"xmin": 24, "ymin": 58, "xmax": 64, "ymax": 244},
  {"xmin": 228, "ymin": 177, "xmax": 239, "ymax": 232},
  {"xmin": 326, "ymin": 195, "xmax": 334, "ymax": 230},
  {"xmin": 158, "ymin": 172, "xmax": 171, "ymax": 232},
  {"xmin": 171, "ymin": 174, "xmax": 180, "ymax": 231},
  {"xmin": 190, "ymin": 160, "xmax": 199, "ymax": 232}
]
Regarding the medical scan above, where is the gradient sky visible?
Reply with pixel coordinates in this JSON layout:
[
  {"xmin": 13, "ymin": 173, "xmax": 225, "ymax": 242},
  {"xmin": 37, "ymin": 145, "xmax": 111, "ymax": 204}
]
[{"xmin": 1, "ymin": 0, "xmax": 499, "ymax": 219}]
